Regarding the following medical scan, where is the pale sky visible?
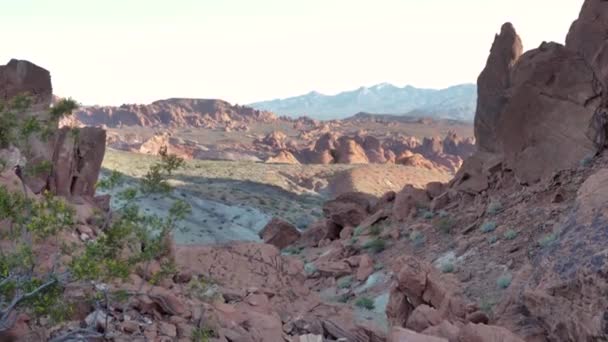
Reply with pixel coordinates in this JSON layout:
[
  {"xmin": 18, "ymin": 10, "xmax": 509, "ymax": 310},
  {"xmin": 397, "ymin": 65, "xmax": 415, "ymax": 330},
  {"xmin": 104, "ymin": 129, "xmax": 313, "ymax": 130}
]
[{"xmin": 1, "ymin": 0, "xmax": 584, "ymax": 106}]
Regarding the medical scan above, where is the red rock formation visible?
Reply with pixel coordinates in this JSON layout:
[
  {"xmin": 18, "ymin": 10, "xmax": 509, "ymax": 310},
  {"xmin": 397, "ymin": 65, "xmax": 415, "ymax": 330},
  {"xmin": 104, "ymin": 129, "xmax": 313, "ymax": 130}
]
[
  {"xmin": 72, "ymin": 98, "xmax": 276, "ymax": 128},
  {"xmin": 0, "ymin": 59, "xmax": 52, "ymax": 110},
  {"xmin": 474, "ymin": 23, "xmax": 523, "ymax": 153},
  {"xmin": 49, "ymin": 127, "xmax": 106, "ymax": 198},
  {"xmin": 258, "ymin": 218, "xmax": 301, "ymax": 249}
]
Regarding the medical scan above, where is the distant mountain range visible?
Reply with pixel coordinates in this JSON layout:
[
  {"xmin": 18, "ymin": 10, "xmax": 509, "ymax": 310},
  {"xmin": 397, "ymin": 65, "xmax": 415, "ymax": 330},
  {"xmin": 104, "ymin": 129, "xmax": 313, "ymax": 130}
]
[{"xmin": 249, "ymin": 83, "xmax": 477, "ymax": 121}]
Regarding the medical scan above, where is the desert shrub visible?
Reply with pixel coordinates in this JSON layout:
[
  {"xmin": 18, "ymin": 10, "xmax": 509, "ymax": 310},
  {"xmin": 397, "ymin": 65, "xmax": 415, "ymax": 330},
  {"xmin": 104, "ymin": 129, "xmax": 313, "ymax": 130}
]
[
  {"xmin": 580, "ymin": 155, "xmax": 594, "ymax": 167},
  {"xmin": 487, "ymin": 235, "xmax": 498, "ymax": 245},
  {"xmin": 355, "ymin": 297, "xmax": 375, "ymax": 310},
  {"xmin": 435, "ymin": 216, "xmax": 454, "ymax": 234},
  {"xmin": 440, "ymin": 261, "xmax": 455, "ymax": 273},
  {"xmin": 480, "ymin": 221, "xmax": 497, "ymax": 233},
  {"xmin": 409, "ymin": 231, "xmax": 425, "ymax": 247},
  {"xmin": 362, "ymin": 238, "xmax": 386, "ymax": 254},
  {"xmin": 282, "ymin": 246, "xmax": 303, "ymax": 255},
  {"xmin": 486, "ymin": 200, "xmax": 503, "ymax": 215},
  {"xmin": 503, "ymin": 230, "xmax": 517, "ymax": 240},
  {"xmin": 304, "ymin": 263, "xmax": 318, "ymax": 276},
  {"xmin": 420, "ymin": 210, "xmax": 434, "ymax": 220},
  {"xmin": 369, "ymin": 222, "xmax": 384, "ymax": 236},
  {"xmin": 191, "ymin": 327, "xmax": 216, "ymax": 342},
  {"xmin": 337, "ymin": 276, "xmax": 353, "ymax": 289},
  {"xmin": 538, "ymin": 232, "xmax": 558, "ymax": 248},
  {"xmin": 0, "ymin": 97, "xmax": 191, "ymax": 338},
  {"xmin": 479, "ymin": 298, "xmax": 496, "ymax": 315},
  {"xmin": 497, "ymin": 274, "xmax": 512, "ymax": 289}
]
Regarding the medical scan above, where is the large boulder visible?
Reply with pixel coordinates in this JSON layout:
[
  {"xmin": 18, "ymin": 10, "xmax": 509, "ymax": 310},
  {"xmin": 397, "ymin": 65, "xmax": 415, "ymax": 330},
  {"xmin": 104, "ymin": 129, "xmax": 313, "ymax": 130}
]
[
  {"xmin": 392, "ymin": 185, "xmax": 430, "ymax": 221},
  {"xmin": 322, "ymin": 192, "xmax": 374, "ymax": 229},
  {"xmin": 49, "ymin": 127, "xmax": 106, "ymax": 198},
  {"xmin": 258, "ymin": 218, "xmax": 301, "ymax": 249},
  {"xmin": 474, "ymin": 23, "xmax": 523, "ymax": 153},
  {"xmin": 0, "ymin": 59, "xmax": 52, "ymax": 110}
]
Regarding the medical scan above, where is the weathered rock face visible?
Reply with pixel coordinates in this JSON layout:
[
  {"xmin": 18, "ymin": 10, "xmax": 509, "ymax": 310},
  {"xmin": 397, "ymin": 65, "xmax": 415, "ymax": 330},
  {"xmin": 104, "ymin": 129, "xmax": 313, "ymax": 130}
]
[
  {"xmin": 566, "ymin": 0, "xmax": 608, "ymax": 99},
  {"xmin": 49, "ymin": 127, "xmax": 106, "ymax": 198},
  {"xmin": 497, "ymin": 42, "xmax": 601, "ymax": 184},
  {"xmin": 474, "ymin": 23, "xmax": 523, "ymax": 153},
  {"xmin": 266, "ymin": 149, "xmax": 300, "ymax": 164},
  {"xmin": 258, "ymin": 218, "xmax": 301, "ymax": 249},
  {"xmin": 0, "ymin": 59, "xmax": 53, "ymax": 110}
]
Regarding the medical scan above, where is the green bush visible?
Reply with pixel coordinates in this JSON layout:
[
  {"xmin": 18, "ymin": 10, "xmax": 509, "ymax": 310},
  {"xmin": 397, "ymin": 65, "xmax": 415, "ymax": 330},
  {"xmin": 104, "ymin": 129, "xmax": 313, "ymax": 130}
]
[
  {"xmin": 362, "ymin": 238, "xmax": 386, "ymax": 254},
  {"xmin": 355, "ymin": 297, "xmax": 375, "ymax": 310},
  {"xmin": 337, "ymin": 276, "xmax": 353, "ymax": 289},
  {"xmin": 486, "ymin": 200, "xmax": 503, "ymax": 215},
  {"xmin": 538, "ymin": 232, "xmax": 558, "ymax": 248},
  {"xmin": 480, "ymin": 221, "xmax": 497, "ymax": 233},
  {"xmin": 435, "ymin": 217, "xmax": 454, "ymax": 234},
  {"xmin": 503, "ymin": 230, "xmax": 518, "ymax": 240},
  {"xmin": 487, "ymin": 235, "xmax": 498, "ymax": 245},
  {"xmin": 409, "ymin": 231, "xmax": 425, "ymax": 247},
  {"xmin": 497, "ymin": 274, "xmax": 512, "ymax": 289},
  {"xmin": 440, "ymin": 261, "xmax": 455, "ymax": 273}
]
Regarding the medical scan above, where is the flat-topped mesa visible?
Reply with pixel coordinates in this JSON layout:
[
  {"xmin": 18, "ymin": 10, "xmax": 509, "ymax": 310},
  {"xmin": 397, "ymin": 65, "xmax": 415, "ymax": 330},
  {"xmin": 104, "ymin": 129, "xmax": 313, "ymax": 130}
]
[{"xmin": 474, "ymin": 22, "xmax": 523, "ymax": 153}]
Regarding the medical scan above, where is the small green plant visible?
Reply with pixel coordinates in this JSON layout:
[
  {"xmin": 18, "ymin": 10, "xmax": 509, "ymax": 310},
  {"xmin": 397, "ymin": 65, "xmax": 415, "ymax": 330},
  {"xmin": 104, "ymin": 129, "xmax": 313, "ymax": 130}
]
[
  {"xmin": 486, "ymin": 200, "xmax": 503, "ymax": 215},
  {"xmin": 362, "ymin": 238, "xmax": 386, "ymax": 254},
  {"xmin": 337, "ymin": 276, "xmax": 353, "ymax": 289},
  {"xmin": 503, "ymin": 230, "xmax": 518, "ymax": 240},
  {"xmin": 480, "ymin": 221, "xmax": 497, "ymax": 233},
  {"xmin": 435, "ymin": 217, "xmax": 454, "ymax": 234},
  {"xmin": 480, "ymin": 297, "xmax": 497, "ymax": 315},
  {"xmin": 369, "ymin": 223, "xmax": 383, "ymax": 236},
  {"xmin": 409, "ymin": 231, "xmax": 425, "ymax": 247},
  {"xmin": 282, "ymin": 246, "xmax": 303, "ymax": 255},
  {"xmin": 538, "ymin": 232, "xmax": 558, "ymax": 248},
  {"xmin": 438, "ymin": 210, "xmax": 449, "ymax": 218},
  {"xmin": 355, "ymin": 297, "xmax": 375, "ymax": 310},
  {"xmin": 487, "ymin": 235, "xmax": 498, "ymax": 245},
  {"xmin": 497, "ymin": 274, "xmax": 512, "ymax": 289},
  {"xmin": 353, "ymin": 226, "xmax": 365, "ymax": 237},
  {"xmin": 191, "ymin": 327, "xmax": 215, "ymax": 342},
  {"xmin": 440, "ymin": 261, "xmax": 455, "ymax": 273},
  {"xmin": 420, "ymin": 210, "xmax": 434, "ymax": 220},
  {"xmin": 304, "ymin": 263, "xmax": 318, "ymax": 276},
  {"xmin": 580, "ymin": 155, "xmax": 594, "ymax": 167}
]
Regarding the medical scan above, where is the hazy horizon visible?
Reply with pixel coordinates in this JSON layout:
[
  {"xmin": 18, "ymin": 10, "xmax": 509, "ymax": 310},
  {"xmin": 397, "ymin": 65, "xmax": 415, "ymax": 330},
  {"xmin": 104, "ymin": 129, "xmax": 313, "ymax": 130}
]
[{"xmin": 2, "ymin": 0, "xmax": 584, "ymax": 106}]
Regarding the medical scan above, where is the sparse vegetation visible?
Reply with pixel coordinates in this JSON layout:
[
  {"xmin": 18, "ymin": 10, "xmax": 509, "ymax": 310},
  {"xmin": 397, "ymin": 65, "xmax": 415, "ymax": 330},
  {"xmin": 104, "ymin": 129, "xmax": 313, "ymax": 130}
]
[
  {"xmin": 420, "ymin": 210, "xmax": 434, "ymax": 220},
  {"xmin": 497, "ymin": 274, "xmax": 512, "ymax": 289},
  {"xmin": 409, "ymin": 230, "xmax": 426, "ymax": 247},
  {"xmin": 0, "ymin": 95, "xmax": 191, "ymax": 339},
  {"xmin": 486, "ymin": 200, "xmax": 503, "ymax": 215},
  {"xmin": 480, "ymin": 221, "xmax": 497, "ymax": 233},
  {"xmin": 337, "ymin": 276, "xmax": 353, "ymax": 289},
  {"xmin": 362, "ymin": 238, "xmax": 386, "ymax": 254},
  {"xmin": 191, "ymin": 327, "xmax": 216, "ymax": 342},
  {"xmin": 355, "ymin": 297, "xmax": 375, "ymax": 310},
  {"xmin": 580, "ymin": 155, "xmax": 594, "ymax": 167},
  {"xmin": 480, "ymin": 297, "xmax": 497, "ymax": 315},
  {"xmin": 503, "ymin": 229, "xmax": 518, "ymax": 240},
  {"xmin": 487, "ymin": 235, "xmax": 498, "ymax": 245},
  {"xmin": 538, "ymin": 232, "xmax": 558, "ymax": 248},
  {"xmin": 440, "ymin": 261, "xmax": 455, "ymax": 273},
  {"xmin": 435, "ymin": 216, "xmax": 454, "ymax": 234}
]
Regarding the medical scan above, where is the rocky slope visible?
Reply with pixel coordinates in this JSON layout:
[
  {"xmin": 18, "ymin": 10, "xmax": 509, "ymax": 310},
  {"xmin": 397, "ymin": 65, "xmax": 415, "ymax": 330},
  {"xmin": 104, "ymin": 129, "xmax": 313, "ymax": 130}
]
[{"xmin": 249, "ymin": 83, "xmax": 477, "ymax": 121}]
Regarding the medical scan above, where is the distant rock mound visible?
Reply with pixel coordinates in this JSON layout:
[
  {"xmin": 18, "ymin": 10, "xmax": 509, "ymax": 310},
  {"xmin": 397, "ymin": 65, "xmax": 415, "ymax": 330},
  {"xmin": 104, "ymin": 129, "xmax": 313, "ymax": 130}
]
[{"xmin": 72, "ymin": 98, "xmax": 277, "ymax": 129}]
